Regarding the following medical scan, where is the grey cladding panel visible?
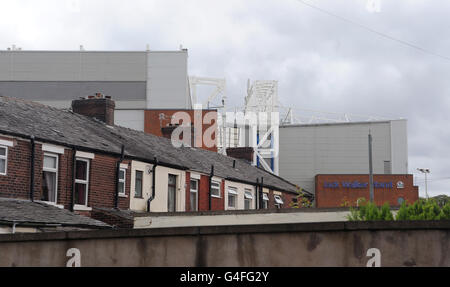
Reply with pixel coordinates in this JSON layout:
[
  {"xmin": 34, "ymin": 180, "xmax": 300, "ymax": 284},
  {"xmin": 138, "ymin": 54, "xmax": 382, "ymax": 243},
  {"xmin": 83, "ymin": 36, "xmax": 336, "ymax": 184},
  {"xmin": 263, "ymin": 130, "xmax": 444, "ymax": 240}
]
[
  {"xmin": 0, "ymin": 51, "xmax": 146, "ymax": 81},
  {"xmin": 0, "ymin": 81, "xmax": 146, "ymax": 101},
  {"xmin": 147, "ymin": 52, "xmax": 188, "ymax": 109},
  {"xmin": 279, "ymin": 121, "xmax": 399, "ymax": 192}
]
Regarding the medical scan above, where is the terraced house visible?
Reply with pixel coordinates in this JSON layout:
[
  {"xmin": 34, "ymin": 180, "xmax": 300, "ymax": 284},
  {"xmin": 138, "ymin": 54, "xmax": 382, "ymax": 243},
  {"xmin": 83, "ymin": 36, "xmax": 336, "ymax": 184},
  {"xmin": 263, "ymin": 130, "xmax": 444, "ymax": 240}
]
[{"xmin": 0, "ymin": 96, "xmax": 307, "ymax": 225}]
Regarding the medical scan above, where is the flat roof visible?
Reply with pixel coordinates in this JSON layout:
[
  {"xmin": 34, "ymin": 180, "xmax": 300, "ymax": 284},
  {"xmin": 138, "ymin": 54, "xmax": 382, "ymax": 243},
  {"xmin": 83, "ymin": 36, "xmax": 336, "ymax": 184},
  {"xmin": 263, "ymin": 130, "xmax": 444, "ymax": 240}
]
[
  {"xmin": 0, "ymin": 49, "xmax": 187, "ymax": 53},
  {"xmin": 280, "ymin": 118, "xmax": 406, "ymax": 129}
]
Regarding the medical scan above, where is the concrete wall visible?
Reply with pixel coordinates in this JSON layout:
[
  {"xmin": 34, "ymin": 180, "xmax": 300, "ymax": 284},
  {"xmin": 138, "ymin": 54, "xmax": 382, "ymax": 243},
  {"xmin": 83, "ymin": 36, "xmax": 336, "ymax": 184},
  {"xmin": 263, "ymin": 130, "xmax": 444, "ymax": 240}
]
[
  {"xmin": 0, "ymin": 221, "xmax": 448, "ymax": 266},
  {"xmin": 133, "ymin": 208, "xmax": 351, "ymax": 229},
  {"xmin": 130, "ymin": 160, "xmax": 186, "ymax": 212},
  {"xmin": 279, "ymin": 120, "xmax": 408, "ymax": 194},
  {"xmin": 0, "ymin": 226, "xmax": 37, "ymax": 234}
]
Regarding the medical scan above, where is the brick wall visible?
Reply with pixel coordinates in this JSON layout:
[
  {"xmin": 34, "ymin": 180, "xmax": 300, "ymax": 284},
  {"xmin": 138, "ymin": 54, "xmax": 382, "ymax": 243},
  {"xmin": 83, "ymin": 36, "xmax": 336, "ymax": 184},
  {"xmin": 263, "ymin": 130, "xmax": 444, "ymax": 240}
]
[
  {"xmin": 144, "ymin": 109, "xmax": 218, "ymax": 152},
  {"xmin": 315, "ymin": 174, "xmax": 419, "ymax": 208},
  {"xmin": 197, "ymin": 175, "xmax": 225, "ymax": 211},
  {"xmin": 0, "ymin": 137, "xmax": 41, "ymax": 201},
  {"xmin": 265, "ymin": 189, "xmax": 298, "ymax": 209},
  {"xmin": 0, "ymin": 135, "xmax": 130, "ymax": 216}
]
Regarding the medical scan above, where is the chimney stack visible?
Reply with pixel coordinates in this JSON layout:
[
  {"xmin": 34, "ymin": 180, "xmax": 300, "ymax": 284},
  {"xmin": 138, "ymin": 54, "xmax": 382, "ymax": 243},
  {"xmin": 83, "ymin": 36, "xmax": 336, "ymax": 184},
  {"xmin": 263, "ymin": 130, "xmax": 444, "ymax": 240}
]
[
  {"xmin": 71, "ymin": 93, "xmax": 115, "ymax": 125},
  {"xmin": 226, "ymin": 147, "xmax": 254, "ymax": 163}
]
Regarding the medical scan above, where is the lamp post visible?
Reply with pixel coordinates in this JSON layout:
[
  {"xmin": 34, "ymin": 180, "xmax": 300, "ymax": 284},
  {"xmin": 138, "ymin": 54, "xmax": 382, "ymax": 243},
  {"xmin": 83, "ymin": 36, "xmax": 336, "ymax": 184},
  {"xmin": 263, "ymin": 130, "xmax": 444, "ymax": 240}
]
[
  {"xmin": 417, "ymin": 168, "xmax": 430, "ymax": 199},
  {"xmin": 368, "ymin": 133, "xmax": 374, "ymax": 203}
]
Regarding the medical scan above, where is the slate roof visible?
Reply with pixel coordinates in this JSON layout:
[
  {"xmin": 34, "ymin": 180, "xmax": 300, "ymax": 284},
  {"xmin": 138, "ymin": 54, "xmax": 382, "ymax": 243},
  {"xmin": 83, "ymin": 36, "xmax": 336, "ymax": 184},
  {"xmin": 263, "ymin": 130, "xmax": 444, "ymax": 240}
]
[
  {"xmin": 0, "ymin": 96, "xmax": 305, "ymax": 194},
  {"xmin": 0, "ymin": 197, "xmax": 110, "ymax": 229}
]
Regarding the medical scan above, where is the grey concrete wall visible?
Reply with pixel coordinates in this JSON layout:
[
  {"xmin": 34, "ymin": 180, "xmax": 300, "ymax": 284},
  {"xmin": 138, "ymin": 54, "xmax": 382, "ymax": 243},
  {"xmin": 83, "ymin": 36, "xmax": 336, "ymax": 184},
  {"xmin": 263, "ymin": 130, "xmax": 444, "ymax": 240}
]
[
  {"xmin": 0, "ymin": 221, "xmax": 448, "ymax": 267},
  {"xmin": 279, "ymin": 120, "xmax": 407, "ymax": 193}
]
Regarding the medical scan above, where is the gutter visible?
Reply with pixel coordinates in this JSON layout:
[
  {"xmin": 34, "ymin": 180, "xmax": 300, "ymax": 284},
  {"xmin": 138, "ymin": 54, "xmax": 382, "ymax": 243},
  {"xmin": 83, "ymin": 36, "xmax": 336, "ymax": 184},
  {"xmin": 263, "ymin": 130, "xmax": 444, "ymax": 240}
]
[
  {"xmin": 147, "ymin": 157, "xmax": 158, "ymax": 212},
  {"xmin": 225, "ymin": 176, "xmax": 299, "ymax": 195}
]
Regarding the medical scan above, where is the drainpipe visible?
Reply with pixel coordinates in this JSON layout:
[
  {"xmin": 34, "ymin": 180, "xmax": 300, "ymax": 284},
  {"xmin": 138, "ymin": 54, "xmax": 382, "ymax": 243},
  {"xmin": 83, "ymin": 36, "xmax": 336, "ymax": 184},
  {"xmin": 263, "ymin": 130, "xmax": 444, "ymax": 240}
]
[
  {"xmin": 208, "ymin": 165, "xmax": 214, "ymax": 210},
  {"xmin": 114, "ymin": 145, "xmax": 125, "ymax": 209},
  {"xmin": 260, "ymin": 177, "xmax": 264, "ymax": 209},
  {"xmin": 147, "ymin": 157, "xmax": 158, "ymax": 212},
  {"xmin": 71, "ymin": 148, "xmax": 76, "ymax": 212},
  {"xmin": 256, "ymin": 178, "xmax": 260, "ymax": 209},
  {"xmin": 29, "ymin": 136, "xmax": 35, "ymax": 202}
]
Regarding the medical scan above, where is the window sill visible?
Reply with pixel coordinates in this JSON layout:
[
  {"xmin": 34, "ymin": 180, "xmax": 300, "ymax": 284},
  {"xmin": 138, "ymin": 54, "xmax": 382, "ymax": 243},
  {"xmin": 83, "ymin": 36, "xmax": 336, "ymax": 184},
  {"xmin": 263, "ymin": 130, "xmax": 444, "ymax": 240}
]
[
  {"xmin": 134, "ymin": 196, "xmax": 144, "ymax": 199},
  {"xmin": 211, "ymin": 195, "xmax": 221, "ymax": 199},
  {"xmin": 74, "ymin": 205, "xmax": 92, "ymax": 211},
  {"xmin": 119, "ymin": 194, "xmax": 128, "ymax": 198}
]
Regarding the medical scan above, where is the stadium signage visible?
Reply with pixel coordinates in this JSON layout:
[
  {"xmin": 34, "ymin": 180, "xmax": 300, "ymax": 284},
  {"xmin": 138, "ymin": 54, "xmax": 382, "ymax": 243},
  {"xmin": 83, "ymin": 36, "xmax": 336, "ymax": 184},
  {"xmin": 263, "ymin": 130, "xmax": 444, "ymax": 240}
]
[{"xmin": 324, "ymin": 181, "xmax": 393, "ymax": 189}]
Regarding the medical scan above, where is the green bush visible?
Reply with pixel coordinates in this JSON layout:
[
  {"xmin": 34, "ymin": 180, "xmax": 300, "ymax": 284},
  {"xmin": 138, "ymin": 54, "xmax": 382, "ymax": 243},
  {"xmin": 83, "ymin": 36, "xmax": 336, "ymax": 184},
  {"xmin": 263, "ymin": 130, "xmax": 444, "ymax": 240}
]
[
  {"xmin": 396, "ymin": 198, "xmax": 443, "ymax": 220},
  {"xmin": 347, "ymin": 198, "xmax": 450, "ymax": 221},
  {"xmin": 347, "ymin": 199, "xmax": 393, "ymax": 221},
  {"xmin": 439, "ymin": 202, "xmax": 450, "ymax": 220}
]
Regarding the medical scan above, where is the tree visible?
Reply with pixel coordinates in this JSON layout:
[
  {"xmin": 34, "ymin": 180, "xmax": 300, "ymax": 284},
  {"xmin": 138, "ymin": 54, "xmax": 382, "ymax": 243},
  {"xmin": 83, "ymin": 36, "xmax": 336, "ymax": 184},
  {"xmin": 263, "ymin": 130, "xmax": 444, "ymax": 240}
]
[{"xmin": 290, "ymin": 187, "xmax": 313, "ymax": 208}]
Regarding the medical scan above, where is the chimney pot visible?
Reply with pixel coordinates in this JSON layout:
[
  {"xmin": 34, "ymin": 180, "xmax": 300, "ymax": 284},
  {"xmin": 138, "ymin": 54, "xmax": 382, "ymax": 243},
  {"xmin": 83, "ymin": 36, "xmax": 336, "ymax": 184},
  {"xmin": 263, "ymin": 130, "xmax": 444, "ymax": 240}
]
[{"xmin": 71, "ymin": 96, "xmax": 115, "ymax": 125}]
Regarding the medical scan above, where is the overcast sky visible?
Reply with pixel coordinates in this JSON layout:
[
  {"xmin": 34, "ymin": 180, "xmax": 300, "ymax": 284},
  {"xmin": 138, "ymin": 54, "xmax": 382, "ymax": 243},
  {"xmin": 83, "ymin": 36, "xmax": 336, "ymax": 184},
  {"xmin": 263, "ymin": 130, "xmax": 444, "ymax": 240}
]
[{"xmin": 1, "ymin": 0, "xmax": 449, "ymax": 196}]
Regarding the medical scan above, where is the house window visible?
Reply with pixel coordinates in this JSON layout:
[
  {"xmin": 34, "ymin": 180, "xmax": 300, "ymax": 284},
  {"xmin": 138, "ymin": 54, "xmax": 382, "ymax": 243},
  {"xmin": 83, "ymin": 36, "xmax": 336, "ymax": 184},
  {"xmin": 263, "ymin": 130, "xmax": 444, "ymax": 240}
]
[
  {"xmin": 211, "ymin": 180, "xmax": 221, "ymax": 197},
  {"xmin": 74, "ymin": 158, "xmax": 90, "ymax": 206},
  {"xmin": 41, "ymin": 153, "xmax": 58, "ymax": 203},
  {"xmin": 134, "ymin": 170, "xmax": 143, "ymax": 198},
  {"xmin": 190, "ymin": 179, "xmax": 198, "ymax": 211},
  {"xmin": 227, "ymin": 187, "xmax": 237, "ymax": 208},
  {"xmin": 274, "ymin": 195, "xmax": 284, "ymax": 209},
  {"xmin": 118, "ymin": 168, "xmax": 126, "ymax": 196},
  {"xmin": 262, "ymin": 193, "xmax": 269, "ymax": 209},
  {"xmin": 0, "ymin": 146, "xmax": 7, "ymax": 175},
  {"xmin": 168, "ymin": 174, "xmax": 177, "ymax": 212},
  {"xmin": 244, "ymin": 189, "xmax": 253, "ymax": 210}
]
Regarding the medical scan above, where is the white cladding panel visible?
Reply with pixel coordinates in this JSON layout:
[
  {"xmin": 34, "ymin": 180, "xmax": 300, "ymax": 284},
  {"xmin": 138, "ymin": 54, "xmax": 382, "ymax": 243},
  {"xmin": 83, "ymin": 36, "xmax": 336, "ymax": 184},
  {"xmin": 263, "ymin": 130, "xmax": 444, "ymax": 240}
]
[
  {"xmin": 390, "ymin": 119, "xmax": 408, "ymax": 173},
  {"xmin": 279, "ymin": 121, "xmax": 407, "ymax": 193},
  {"xmin": 146, "ymin": 51, "xmax": 189, "ymax": 109}
]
